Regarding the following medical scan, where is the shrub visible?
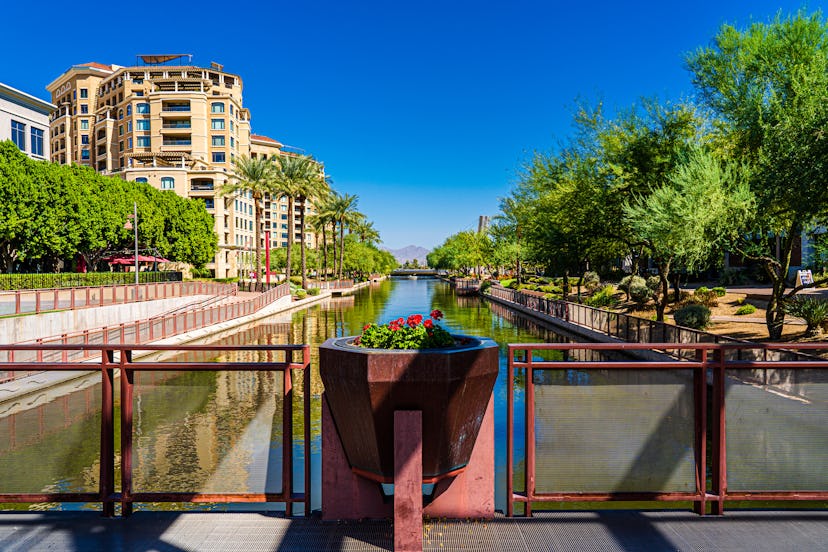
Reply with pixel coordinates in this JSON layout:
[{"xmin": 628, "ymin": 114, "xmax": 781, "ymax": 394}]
[
  {"xmin": 618, "ymin": 275, "xmax": 646, "ymax": 300},
  {"xmin": 295, "ymin": 289, "xmax": 307, "ymax": 300},
  {"xmin": 540, "ymin": 284, "xmax": 562, "ymax": 294},
  {"xmin": 630, "ymin": 283, "xmax": 652, "ymax": 306},
  {"xmin": 582, "ymin": 271, "xmax": 601, "ymax": 290},
  {"xmin": 507, "ymin": 281, "xmax": 520, "ymax": 290},
  {"xmin": 289, "ymin": 276, "xmax": 303, "ymax": 285},
  {"xmin": 479, "ymin": 279, "xmax": 493, "ymax": 293},
  {"xmin": 783, "ymin": 296, "xmax": 828, "ymax": 336},
  {"xmin": 585, "ymin": 285, "xmax": 619, "ymax": 308},
  {"xmin": 674, "ymin": 304, "xmax": 711, "ymax": 330},
  {"xmin": 735, "ymin": 304, "xmax": 756, "ymax": 315},
  {"xmin": 712, "ymin": 286, "xmax": 727, "ymax": 297},
  {"xmin": 646, "ymin": 275, "xmax": 662, "ymax": 300},
  {"xmin": 307, "ymin": 287, "xmax": 321, "ymax": 296},
  {"xmin": 693, "ymin": 287, "xmax": 719, "ymax": 307}
]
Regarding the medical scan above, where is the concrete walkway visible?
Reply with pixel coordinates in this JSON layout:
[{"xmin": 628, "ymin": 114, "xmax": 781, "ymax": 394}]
[{"xmin": 0, "ymin": 510, "xmax": 825, "ymax": 551}]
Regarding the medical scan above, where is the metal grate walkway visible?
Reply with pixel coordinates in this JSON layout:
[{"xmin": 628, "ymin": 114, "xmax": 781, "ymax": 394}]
[{"xmin": 0, "ymin": 510, "xmax": 826, "ymax": 551}]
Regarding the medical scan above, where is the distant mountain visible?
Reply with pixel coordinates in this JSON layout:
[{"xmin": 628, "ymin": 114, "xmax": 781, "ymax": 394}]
[{"xmin": 386, "ymin": 245, "xmax": 429, "ymax": 266}]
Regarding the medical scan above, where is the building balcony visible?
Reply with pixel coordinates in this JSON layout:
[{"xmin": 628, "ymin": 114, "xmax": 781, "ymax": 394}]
[{"xmin": 162, "ymin": 139, "xmax": 192, "ymax": 146}]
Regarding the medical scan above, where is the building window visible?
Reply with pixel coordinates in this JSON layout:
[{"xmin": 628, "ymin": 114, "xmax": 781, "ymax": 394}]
[
  {"xmin": 127, "ymin": 121, "xmax": 132, "ymax": 132},
  {"xmin": 230, "ymin": 137, "xmax": 235, "ymax": 148},
  {"xmin": 212, "ymin": 152, "xmax": 226, "ymax": 163},
  {"xmin": 11, "ymin": 121, "xmax": 25, "ymax": 150},
  {"xmin": 135, "ymin": 177, "xmax": 148, "ymax": 183},
  {"xmin": 80, "ymin": 88, "xmax": 88, "ymax": 99},
  {"xmin": 135, "ymin": 91, "xmax": 144, "ymax": 97},
  {"xmin": 230, "ymin": 120, "xmax": 234, "ymax": 132},
  {"xmin": 136, "ymin": 103, "xmax": 150, "ymax": 114},
  {"xmin": 119, "ymin": 125, "xmax": 124, "ymax": 136},
  {"xmin": 80, "ymin": 104, "xmax": 88, "ymax": 114},
  {"xmin": 212, "ymin": 136, "xmax": 225, "ymax": 146},
  {"xmin": 230, "ymin": 104, "xmax": 234, "ymax": 115},
  {"xmin": 30, "ymin": 128, "xmax": 44, "ymax": 157},
  {"xmin": 126, "ymin": 105, "xmax": 132, "ymax": 116},
  {"xmin": 204, "ymin": 198, "xmax": 215, "ymax": 209},
  {"xmin": 81, "ymin": 134, "xmax": 89, "ymax": 145},
  {"xmin": 81, "ymin": 149, "xmax": 90, "ymax": 160},
  {"xmin": 211, "ymin": 102, "xmax": 224, "ymax": 113},
  {"xmin": 136, "ymin": 120, "xmax": 150, "ymax": 131},
  {"xmin": 119, "ymin": 141, "xmax": 124, "ymax": 152},
  {"xmin": 211, "ymin": 119, "xmax": 225, "ymax": 130},
  {"xmin": 118, "ymin": 109, "xmax": 124, "ymax": 120},
  {"xmin": 161, "ymin": 177, "xmax": 175, "ymax": 190},
  {"xmin": 80, "ymin": 119, "xmax": 89, "ymax": 130},
  {"xmin": 137, "ymin": 136, "xmax": 151, "ymax": 147}
]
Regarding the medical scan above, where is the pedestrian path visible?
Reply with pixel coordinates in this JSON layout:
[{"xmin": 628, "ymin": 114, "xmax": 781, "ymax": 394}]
[{"xmin": 0, "ymin": 510, "xmax": 825, "ymax": 551}]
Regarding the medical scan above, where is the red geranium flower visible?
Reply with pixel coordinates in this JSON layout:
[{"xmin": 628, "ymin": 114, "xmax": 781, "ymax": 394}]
[
  {"xmin": 396, "ymin": 317, "xmax": 405, "ymax": 326},
  {"xmin": 407, "ymin": 314, "xmax": 423, "ymax": 327},
  {"xmin": 363, "ymin": 324, "xmax": 371, "ymax": 331},
  {"xmin": 423, "ymin": 319, "xmax": 433, "ymax": 329},
  {"xmin": 430, "ymin": 309, "xmax": 443, "ymax": 320}
]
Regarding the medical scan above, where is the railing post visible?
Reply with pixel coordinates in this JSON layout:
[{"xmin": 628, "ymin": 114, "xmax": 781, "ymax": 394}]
[
  {"xmin": 15, "ymin": 291, "xmax": 21, "ymax": 314},
  {"xmin": 711, "ymin": 347, "xmax": 727, "ymax": 515},
  {"xmin": 525, "ymin": 346, "xmax": 535, "ymax": 517},
  {"xmin": 120, "ymin": 350, "xmax": 134, "ymax": 517},
  {"xmin": 693, "ymin": 346, "xmax": 708, "ymax": 515},
  {"xmin": 283, "ymin": 356, "xmax": 294, "ymax": 516},
  {"xmin": 100, "ymin": 349, "xmax": 116, "ymax": 517},
  {"xmin": 506, "ymin": 346, "xmax": 515, "ymax": 517}
]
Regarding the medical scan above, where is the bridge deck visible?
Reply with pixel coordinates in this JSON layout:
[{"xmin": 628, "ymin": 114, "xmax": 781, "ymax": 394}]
[{"xmin": 0, "ymin": 510, "xmax": 825, "ymax": 551}]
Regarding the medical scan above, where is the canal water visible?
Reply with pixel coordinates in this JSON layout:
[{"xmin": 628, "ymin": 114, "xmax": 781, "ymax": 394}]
[{"xmin": 1, "ymin": 277, "xmax": 825, "ymax": 512}]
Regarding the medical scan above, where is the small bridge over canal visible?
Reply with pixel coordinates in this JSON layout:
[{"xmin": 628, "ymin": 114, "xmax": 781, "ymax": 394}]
[{"xmin": 390, "ymin": 268, "xmax": 442, "ymax": 277}]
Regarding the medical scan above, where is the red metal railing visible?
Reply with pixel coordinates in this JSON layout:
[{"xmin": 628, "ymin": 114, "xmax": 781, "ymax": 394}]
[
  {"xmin": 0, "ymin": 281, "xmax": 237, "ymax": 316},
  {"xmin": 0, "ymin": 343, "xmax": 311, "ymax": 517},
  {"xmin": 507, "ymin": 341, "xmax": 828, "ymax": 517},
  {"xmin": 1, "ymin": 283, "xmax": 291, "ymax": 382},
  {"xmin": 307, "ymin": 280, "xmax": 354, "ymax": 290}
]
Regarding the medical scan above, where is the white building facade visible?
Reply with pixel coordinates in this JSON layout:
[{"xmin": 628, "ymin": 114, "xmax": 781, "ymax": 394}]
[{"xmin": 0, "ymin": 82, "xmax": 54, "ymax": 160}]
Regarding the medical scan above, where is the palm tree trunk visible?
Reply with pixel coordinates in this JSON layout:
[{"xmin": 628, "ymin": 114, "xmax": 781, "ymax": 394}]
[
  {"xmin": 331, "ymin": 222, "xmax": 338, "ymax": 280},
  {"xmin": 339, "ymin": 220, "xmax": 345, "ymax": 280},
  {"xmin": 299, "ymin": 197, "xmax": 308, "ymax": 289},
  {"xmin": 286, "ymin": 196, "xmax": 294, "ymax": 282},
  {"xmin": 254, "ymin": 196, "xmax": 262, "ymax": 286},
  {"xmin": 322, "ymin": 225, "xmax": 328, "ymax": 281}
]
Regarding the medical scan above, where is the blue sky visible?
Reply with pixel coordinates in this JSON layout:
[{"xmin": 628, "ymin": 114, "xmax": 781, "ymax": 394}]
[{"xmin": 1, "ymin": 1, "xmax": 820, "ymax": 250}]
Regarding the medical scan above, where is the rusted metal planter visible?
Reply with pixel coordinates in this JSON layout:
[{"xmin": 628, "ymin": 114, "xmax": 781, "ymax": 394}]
[{"xmin": 319, "ymin": 335, "xmax": 498, "ymax": 483}]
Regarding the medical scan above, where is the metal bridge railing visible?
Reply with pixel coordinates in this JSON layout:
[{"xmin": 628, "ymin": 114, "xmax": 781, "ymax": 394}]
[
  {"xmin": 0, "ymin": 343, "xmax": 311, "ymax": 517},
  {"xmin": 507, "ymin": 341, "xmax": 828, "ymax": 517}
]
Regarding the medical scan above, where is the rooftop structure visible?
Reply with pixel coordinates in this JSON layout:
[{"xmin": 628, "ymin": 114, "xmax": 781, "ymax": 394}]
[{"xmin": 0, "ymin": 81, "xmax": 54, "ymax": 161}]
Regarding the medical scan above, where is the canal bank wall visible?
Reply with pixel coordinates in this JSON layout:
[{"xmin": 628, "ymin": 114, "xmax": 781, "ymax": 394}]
[{"xmin": 0, "ymin": 291, "xmax": 334, "ymax": 411}]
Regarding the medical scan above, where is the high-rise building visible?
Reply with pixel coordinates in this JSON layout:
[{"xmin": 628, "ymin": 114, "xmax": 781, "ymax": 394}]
[
  {"xmin": 0, "ymin": 81, "xmax": 53, "ymax": 161},
  {"xmin": 45, "ymin": 55, "xmax": 316, "ymax": 278}
]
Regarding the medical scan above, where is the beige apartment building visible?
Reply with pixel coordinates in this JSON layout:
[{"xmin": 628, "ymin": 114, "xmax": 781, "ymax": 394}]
[{"xmin": 45, "ymin": 55, "xmax": 316, "ymax": 278}]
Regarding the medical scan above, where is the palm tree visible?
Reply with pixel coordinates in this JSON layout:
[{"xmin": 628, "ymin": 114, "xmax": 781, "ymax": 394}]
[
  {"xmin": 310, "ymin": 191, "xmax": 337, "ymax": 281},
  {"xmin": 331, "ymin": 192, "xmax": 360, "ymax": 280},
  {"xmin": 221, "ymin": 155, "xmax": 277, "ymax": 285},
  {"xmin": 351, "ymin": 217, "xmax": 380, "ymax": 245},
  {"xmin": 274, "ymin": 154, "xmax": 328, "ymax": 288}
]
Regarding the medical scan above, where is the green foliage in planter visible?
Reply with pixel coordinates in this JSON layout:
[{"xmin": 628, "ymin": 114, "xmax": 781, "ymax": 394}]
[
  {"xmin": 783, "ymin": 296, "xmax": 828, "ymax": 335},
  {"xmin": 357, "ymin": 311, "xmax": 453, "ymax": 349},
  {"xmin": 585, "ymin": 285, "xmax": 618, "ymax": 308},
  {"xmin": 674, "ymin": 304, "xmax": 712, "ymax": 329},
  {"xmin": 735, "ymin": 304, "xmax": 756, "ymax": 315},
  {"xmin": 630, "ymin": 283, "xmax": 652, "ymax": 306}
]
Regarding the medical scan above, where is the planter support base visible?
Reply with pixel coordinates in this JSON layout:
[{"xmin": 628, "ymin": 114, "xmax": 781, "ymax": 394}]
[
  {"xmin": 395, "ymin": 410, "xmax": 423, "ymax": 552},
  {"xmin": 321, "ymin": 394, "xmax": 495, "ymax": 521}
]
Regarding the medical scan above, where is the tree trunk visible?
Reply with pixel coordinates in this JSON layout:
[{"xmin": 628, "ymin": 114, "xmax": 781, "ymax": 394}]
[
  {"xmin": 331, "ymin": 222, "xmax": 338, "ymax": 280},
  {"xmin": 670, "ymin": 271, "xmax": 682, "ymax": 303},
  {"xmin": 254, "ymin": 195, "xmax": 262, "ymax": 286},
  {"xmin": 562, "ymin": 269, "xmax": 570, "ymax": 299},
  {"xmin": 322, "ymin": 225, "xmax": 329, "ymax": 281},
  {"xmin": 285, "ymin": 196, "xmax": 295, "ymax": 282},
  {"xmin": 655, "ymin": 259, "xmax": 671, "ymax": 322},
  {"xmin": 763, "ymin": 226, "xmax": 799, "ymax": 340},
  {"xmin": 339, "ymin": 221, "xmax": 345, "ymax": 280},
  {"xmin": 299, "ymin": 197, "xmax": 307, "ymax": 289}
]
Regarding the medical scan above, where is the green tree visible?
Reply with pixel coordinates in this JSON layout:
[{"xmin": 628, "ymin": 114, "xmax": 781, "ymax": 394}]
[
  {"xmin": 687, "ymin": 10, "xmax": 828, "ymax": 338},
  {"xmin": 331, "ymin": 192, "xmax": 360, "ymax": 280},
  {"xmin": 623, "ymin": 149, "xmax": 754, "ymax": 321}
]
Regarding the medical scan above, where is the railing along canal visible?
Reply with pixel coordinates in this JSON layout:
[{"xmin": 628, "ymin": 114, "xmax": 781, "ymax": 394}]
[
  {"xmin": 507, "ymin": 341, "xmax": 828, "ymax": 516},
  {"xmin": 1, "ymin": 283, "xmax": 291, "ymax": 383},
  {"xmin": 0, "ymin": 281, "xmax": 237, "ymax": 316},
  {"xmin": 0, "ymin": 343, "xmax": 311, "ymax": 517}
]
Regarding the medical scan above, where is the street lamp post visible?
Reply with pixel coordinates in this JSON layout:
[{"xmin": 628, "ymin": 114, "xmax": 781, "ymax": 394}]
[{"xmin": 124, "ymin": 202, "xmax": 139, "ymax": 285}]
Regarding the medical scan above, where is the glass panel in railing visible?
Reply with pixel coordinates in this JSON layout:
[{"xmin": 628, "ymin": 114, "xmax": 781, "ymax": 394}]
[
  {"xmin": 533, "ymin": 367, "xmax": 697, "ymax": 494},
  {"xmin": 725, "ymin": 367, "xmax": 828, "ymax": 491},
  {"xmin": 0, "ymin": 379, "xmax": 102, "ymax": 495}
]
